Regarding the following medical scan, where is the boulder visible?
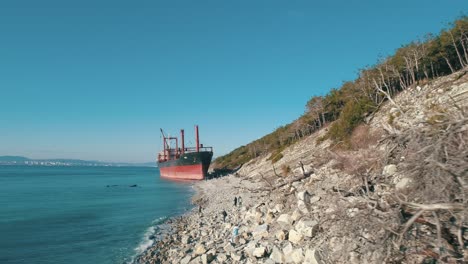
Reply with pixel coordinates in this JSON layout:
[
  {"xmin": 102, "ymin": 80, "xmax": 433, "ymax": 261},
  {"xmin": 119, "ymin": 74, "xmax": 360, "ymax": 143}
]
[
  {"xmin": 275, "ymin": 203, "xmax": 284, "ymax": 213},
  {"xmin": 253, "ymin": 246, "xmax": 266, "ymax": 258},
  {"xmin": 182, "ymin": 235, "xmax": 192, "ymax": 245},
  {"xmin": 270, "ymin": 246, "xmax": 285, "ymax": 263},
  {"xmin": 295, "ymin": 219, "xmax": 318, "ymax": 238},
  {"xmin": 200, "ymin": 254, "xmax": 211, "ymax": 264},
  {"xmin": 277, "ymin": 214, "xmax": 293, "ymax": 226},
  {"xmin": 309, "ymin": 195, "xmax": 321, "ymax": 204},
  {"xmin": 216, "ymin": 253, "xmax": 227, "ymax": 262},
  {"xmin": 304, "ymin": 249, "xmax": 322, "ymax": 264},
  {"xmin": 194, "ymin": 244, "xmax": 207, "ymax": 255},
  {"xmin": 231, "ymin": 252, "xmax": 243, "ymax": 262},
  {"xmin": 180, "ymin": 255, "xmax": 192, "ymax": 264},
  {"xmin": 291, "ymin": 248, "xmax": 304, "ymax": 263},
  {"xmin": 383, "ymin": 164, "xmax": 397, "ymax": 176},
  {"xmin": 282, "ymin": 242, "xmax": 293, "ymax": 255},
  {"xmin": 297, "ymin": 190, "xmax": 311, "ymax": 202},
  {"xmin": 298, "ymin": 200, "xmax": 310, "ymax": 214},
  {"xmin": 252, "ymin": 224, "xmax": 269, "ymax": 239},
  {"xmin": 291, "ymin": 210, "xmax": 302, "ymax": 222},
  {"xmin": 288, "ymin": 229, "xmax": 303, "ymax": 244}
]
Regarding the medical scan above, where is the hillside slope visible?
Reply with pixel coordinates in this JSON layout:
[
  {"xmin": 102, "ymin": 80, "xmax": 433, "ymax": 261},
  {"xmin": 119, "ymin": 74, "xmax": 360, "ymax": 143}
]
[{"xmin": 230, "ymin": 67, "xmax": 468, "ymax": 263}]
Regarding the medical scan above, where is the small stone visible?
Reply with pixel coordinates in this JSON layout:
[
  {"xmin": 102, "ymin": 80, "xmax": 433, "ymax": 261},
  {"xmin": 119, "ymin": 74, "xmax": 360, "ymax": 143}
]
[
  {"xmin": 282, "ymin": 242, "xmax": 293, "ymax": 255},
  {"xmin": 182, "ymin": 235, "xmax": 191, "ymax": 244},
  {"xmin": 396, "ymin": 177, "xmax": 412, "ymax": 190},
  {"xmin": 298, "ymin": 200, "xmax": 309, "ymax": 214},
  {"xmin": 297, "ymin": 190, "xmax": 310, "ymax": 202},
  {"xmin": 275, "ymin": 230, "xmax": 288, "ymax": 240}
]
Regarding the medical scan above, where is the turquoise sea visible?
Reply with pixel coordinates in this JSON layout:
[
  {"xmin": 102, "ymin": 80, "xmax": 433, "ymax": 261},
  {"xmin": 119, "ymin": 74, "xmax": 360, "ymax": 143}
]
[{"xmin": 0, "ymin": 166, "xmax": 193, "ymax": 264}]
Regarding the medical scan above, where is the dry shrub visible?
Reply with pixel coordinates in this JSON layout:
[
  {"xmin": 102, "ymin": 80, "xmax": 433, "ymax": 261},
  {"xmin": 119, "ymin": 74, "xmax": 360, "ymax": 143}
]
[
  {"xmin": 331, "ymin": 148, "xmax": 383, "ymax": 176},
  {"xmin": 349, "ymin": 124, "xmax": 382, "ymax": 150},
  {"xmin": 386, "ymin": 106, "xmax": 468, "ymax": 260},
  {"xmin": 281, "ymin": 164, "xmax": 291, "ymax": 176}
]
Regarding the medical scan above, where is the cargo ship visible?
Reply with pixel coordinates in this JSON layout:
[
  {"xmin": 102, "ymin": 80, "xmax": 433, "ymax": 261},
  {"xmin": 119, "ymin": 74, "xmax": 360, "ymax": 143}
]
[{"xmin": 157, "ymin": 125, "xmax": 213, "ymax": 180}]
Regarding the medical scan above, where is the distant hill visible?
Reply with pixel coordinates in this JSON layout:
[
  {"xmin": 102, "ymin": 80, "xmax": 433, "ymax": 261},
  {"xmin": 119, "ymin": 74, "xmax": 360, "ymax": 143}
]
[{"xmin": 0, "ymin": 156, "xmax": 157, "ymax": 167}]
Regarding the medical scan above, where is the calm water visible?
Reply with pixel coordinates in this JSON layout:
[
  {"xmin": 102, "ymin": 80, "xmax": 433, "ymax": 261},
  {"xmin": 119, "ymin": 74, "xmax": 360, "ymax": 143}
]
[{"xmin": 0, "ymin": 166, "xmax": 194, "ymax": 264}]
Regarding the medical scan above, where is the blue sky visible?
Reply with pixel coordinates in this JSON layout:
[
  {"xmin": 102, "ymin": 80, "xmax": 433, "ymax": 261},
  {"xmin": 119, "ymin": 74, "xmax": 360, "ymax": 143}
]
[{"xmin": 0, "ymin": 0, "xmax": 467, "ymax": 163}]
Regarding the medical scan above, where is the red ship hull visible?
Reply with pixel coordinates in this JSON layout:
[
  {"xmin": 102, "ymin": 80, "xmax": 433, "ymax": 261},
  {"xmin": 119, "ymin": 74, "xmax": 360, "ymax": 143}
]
[{"xmin": 159, "ymin": 164, "xmax": 205, "ymax": 180}]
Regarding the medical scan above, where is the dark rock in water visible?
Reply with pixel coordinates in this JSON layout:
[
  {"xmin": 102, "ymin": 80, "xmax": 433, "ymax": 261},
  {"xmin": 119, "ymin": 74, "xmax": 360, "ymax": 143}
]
[
  {"xmin": 149, "ymin": 235, "xmax": 156, "ymax": 240},
  {"xmin": 129, "ymin": 184, "xmax": 138, "ymax": 187}
]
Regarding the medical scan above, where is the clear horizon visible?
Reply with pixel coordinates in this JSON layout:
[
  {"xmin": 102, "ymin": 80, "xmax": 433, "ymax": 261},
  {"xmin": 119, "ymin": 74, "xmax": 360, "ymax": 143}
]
[{"xmin": 1, "ymin": 1, "xmax": 467, "ymax": 163}]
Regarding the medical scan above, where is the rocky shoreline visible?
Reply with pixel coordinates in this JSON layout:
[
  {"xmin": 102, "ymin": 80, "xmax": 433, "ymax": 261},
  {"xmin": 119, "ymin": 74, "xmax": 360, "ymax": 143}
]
[{"xmin": 135, "ymin": 169, "xmax": 328, "ymax": 264}]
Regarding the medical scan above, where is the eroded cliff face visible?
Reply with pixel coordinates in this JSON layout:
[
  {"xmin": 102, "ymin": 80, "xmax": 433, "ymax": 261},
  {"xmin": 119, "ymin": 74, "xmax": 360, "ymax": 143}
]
[{"xmin": 138, "ymin": 69, "xmax": 467, "ymax": 264}]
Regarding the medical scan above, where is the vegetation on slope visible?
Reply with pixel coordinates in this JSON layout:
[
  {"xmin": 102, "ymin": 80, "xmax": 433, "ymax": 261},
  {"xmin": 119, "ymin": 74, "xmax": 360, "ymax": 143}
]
[{"xmin": 213, "ymin": 17, "xmax": 468, "ymax": 170}]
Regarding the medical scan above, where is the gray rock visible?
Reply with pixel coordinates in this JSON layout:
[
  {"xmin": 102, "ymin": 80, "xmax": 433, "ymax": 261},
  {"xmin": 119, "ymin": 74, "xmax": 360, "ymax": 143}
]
[{"xmin": 231, "ymin": 252, "xmax": 243, "ymax": 262}]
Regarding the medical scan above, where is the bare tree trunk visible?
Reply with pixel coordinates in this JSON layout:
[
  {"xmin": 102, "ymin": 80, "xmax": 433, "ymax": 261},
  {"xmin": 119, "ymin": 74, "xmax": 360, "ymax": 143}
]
[
  {"xmin": 459, "ymin": 31, "xmax": 468, "ymax": 65},
  {"xmin": 431, "ymin": 61, "xmax": 436, "ymax": 78},
  {"xmin": 444, "ymin": 56, "xmax": 455, "ymax": 73},
  {"xmin": 404, "ymin": 56, "xmax": 416, "ymax": 84},
  {"xmin": 373, "ymin": 78, "xmax": 403, "ymax": 114},
  {"xmin": 449, "ymin": 31, "xmax": 465, "ymax": 68}
]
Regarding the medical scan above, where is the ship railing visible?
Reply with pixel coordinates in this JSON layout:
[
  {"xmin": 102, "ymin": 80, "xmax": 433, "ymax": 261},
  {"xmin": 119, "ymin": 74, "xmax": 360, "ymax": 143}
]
[{"xmin": 184, "ymin": 146, "xmax": 213, "ymax": 153}]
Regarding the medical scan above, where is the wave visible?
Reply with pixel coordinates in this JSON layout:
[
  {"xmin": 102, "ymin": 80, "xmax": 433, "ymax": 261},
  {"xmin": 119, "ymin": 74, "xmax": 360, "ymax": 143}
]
[{"xmin": 128, "ymin": 216, "xmax": 170, "ymax": 264}]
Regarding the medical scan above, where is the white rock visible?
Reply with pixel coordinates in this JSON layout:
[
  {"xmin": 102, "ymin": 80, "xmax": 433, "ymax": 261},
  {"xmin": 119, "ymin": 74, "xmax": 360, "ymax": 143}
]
[
  {"xmin": 277, "ymin": 214, "xmax": 292, "ymax": 226},
  {"xmin": 288, "ymin": 229, "xmax": 303, "ymax": 244},
  {"xmin": 252, "ymin": 224, "xmax": 269, "ymax": 239},
  {"xmin": 275, "ymin": 230, "xmax": 288, "ymax": 240},
  {"xmin": 180, "ymin": 255, "xmax": 192, "ymax": 264},
  {"xmin": 298, "ymin": 200, "xmax": 310, "ymax": 214},
  {"xmin": 304, "ymin": 249, "xmax": 322, "ymax": 264},
  {"xmin": 295, "ymin": 219, "xmax": 318, "ymax": 237},
  {"xmin": 270, "ymin": 246, "xmax": 285, "ymax": 263},
  {"xmin": 291, "ymin": 210, "xmax": 302, "ymax": 221},
  {"xmin": 383, "ymin": 164, "xmax": 397, "ymax": 176},
  {"xmin": 194, "ymin": 244, "xmax": 206, "ymax": 255},
  {"xmin": 297, "ymin": 191, "xmax": 310, "ymax": 202},
  {"xmin": 217, "ymin": 253, "xmax": 227, "ymax": 262},
  {"xmin": 282, "ymin": 242, "xmax": 293, "ymax": 255},
  {"xmin": 309, "ymin": 196, "xmax": 321, "ymax": 204},
  {"xmin": 275, "ymin": 203, "xmax": 284, "ymax": 213},
  {"xmin": 291, "ymin": 248, "xmax": 304, "ymax": 263},
  {"xmin": 253, "ymin": 246, "xmax": 266, "ymax": 258},
  {"xmin": 396, "ymin": 177, "xmax": 412, "ymax": 190}
]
